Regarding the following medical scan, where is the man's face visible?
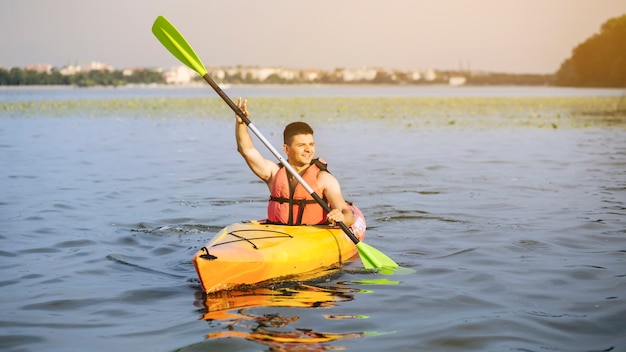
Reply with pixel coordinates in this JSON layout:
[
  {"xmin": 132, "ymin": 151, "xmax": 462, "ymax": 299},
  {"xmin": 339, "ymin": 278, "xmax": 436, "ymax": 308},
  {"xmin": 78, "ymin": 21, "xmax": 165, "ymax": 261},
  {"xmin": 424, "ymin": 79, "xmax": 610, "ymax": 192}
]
[{"xmin": 284, "ymin": 133, "xmax": 315, "ymax": 167}]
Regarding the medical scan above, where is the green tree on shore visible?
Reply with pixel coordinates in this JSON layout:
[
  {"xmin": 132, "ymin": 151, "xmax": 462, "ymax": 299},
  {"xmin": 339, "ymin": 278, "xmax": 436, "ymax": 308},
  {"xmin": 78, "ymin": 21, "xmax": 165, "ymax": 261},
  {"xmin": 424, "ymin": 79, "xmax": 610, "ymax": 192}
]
[
  {"xmin": 0, "ymin": 68, "xmax": 165, "ymax": 86},
  {"xmin": 555, "ymin": 14, "xmax": 626, "ymax": 87}
]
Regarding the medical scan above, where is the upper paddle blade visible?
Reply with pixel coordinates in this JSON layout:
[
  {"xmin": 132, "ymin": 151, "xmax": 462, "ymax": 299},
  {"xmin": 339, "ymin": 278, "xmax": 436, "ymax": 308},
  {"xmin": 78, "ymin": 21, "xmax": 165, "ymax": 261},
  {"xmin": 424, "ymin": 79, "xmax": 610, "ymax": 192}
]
[
  {"xmin": 151, "ymin": 15, "xmax": 208, "ymax": 76},
  {"xmin": 356, "ymin": 242, "xmax": 399, "ymax": 270}
]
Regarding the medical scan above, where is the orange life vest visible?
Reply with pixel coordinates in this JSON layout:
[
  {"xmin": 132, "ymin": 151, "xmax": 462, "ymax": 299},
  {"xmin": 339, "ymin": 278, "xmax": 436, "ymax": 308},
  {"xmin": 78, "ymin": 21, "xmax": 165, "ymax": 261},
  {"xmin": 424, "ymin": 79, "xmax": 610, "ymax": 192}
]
[{"xmin": 268, "ymin": 158, "xmax": 328, "ymax": 225}]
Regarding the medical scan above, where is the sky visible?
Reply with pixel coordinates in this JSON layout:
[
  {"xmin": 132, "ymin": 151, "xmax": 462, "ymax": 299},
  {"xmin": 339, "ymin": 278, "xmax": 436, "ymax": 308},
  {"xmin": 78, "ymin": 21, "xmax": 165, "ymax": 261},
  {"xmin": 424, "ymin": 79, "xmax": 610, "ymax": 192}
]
[{"xmin": 1, "ymin": 0, "xmax": 625, "ymax": 74}]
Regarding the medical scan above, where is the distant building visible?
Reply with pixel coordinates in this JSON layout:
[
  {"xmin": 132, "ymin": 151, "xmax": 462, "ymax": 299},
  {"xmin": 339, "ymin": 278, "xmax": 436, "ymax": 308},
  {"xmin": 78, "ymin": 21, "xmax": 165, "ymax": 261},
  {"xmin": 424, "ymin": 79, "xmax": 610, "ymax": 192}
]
[
  {"xmin": 341, "ymin": 67, "xmax": 377, "ymax": 81},
  {"xmin": 24, "ymin": 64, "xmax": 54, "ymax": 74},
  {"xmin": 276, "ymin": 68, "xmax": 298, "ymax": 80},
  {"xmin": 449, "ymin": 76, "xmax": 467, "ymax": 86},
  {"xmin": 164, "ymin": 65, "xmax": 195, "ymax": 84},
  {"xmin": 424, "ymin": 69, "xmax": 437, "ymax": 81},
  {"xmin": 409, "ymin": 70, "xmax": 422, "ymax": 81},
  {"xmin": 303, "ymin": 69, "xmax": 319, "ymax": 81},
  {"xmin": 59, "ymin": 61, "xmax": 114, "ymax": 75},
  {"xmin": 82, "ymin": 61, "xmax": 114, "ymax": 72},
  {"xmin": 59, "ymin": 64, "xmax": 81, "ymax": 76},
  {"xmin": 249, "ymin": 67, "xmax": 276, "ymax": 81},
  {"xmin": 209, "ymin": 68, "xmax": 226, "ymax": 80}
]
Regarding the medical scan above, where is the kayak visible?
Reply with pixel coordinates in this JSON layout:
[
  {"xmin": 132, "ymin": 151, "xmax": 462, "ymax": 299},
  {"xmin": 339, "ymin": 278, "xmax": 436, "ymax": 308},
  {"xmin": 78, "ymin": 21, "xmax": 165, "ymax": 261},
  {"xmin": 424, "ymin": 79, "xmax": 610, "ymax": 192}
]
[{"xmin": 193, "ymin": 205, "xmax": 366, "ymax": 293}]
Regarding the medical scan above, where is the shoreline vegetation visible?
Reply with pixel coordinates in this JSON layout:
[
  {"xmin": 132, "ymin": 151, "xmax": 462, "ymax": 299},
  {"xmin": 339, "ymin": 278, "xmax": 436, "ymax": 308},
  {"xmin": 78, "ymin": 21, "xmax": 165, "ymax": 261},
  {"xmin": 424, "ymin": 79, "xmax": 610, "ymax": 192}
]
[
  {"xmin": 2, "ymin": 95, "xmax": 624, "ymax": 129},
  {"xmin": 0, "ymin": 66, "xmax": 556, "ymax": 87}
]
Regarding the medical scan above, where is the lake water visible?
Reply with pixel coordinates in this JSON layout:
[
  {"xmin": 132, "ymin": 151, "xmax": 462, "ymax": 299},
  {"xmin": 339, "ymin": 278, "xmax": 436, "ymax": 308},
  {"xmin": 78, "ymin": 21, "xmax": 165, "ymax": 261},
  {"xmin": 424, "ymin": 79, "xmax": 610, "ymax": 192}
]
[{"xmin": 1, "ymin": 85, "xmax": 625, "ymax": 351}]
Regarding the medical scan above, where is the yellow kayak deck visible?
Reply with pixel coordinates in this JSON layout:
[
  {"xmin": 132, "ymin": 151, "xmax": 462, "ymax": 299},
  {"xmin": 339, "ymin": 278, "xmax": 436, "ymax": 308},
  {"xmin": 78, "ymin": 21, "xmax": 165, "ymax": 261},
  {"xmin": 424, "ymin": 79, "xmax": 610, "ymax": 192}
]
[{"xmin": 193, "ymin": 208, "xmax": 366, "ymax": 293}]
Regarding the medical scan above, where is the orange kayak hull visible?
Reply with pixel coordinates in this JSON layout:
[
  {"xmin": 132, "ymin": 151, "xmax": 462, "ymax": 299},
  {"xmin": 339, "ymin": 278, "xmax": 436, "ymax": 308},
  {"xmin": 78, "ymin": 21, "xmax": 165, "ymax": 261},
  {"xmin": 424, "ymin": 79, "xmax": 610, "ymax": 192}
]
[{"xmin": 193, "ymin": 207, "xmax": 366, "ymax": 293}]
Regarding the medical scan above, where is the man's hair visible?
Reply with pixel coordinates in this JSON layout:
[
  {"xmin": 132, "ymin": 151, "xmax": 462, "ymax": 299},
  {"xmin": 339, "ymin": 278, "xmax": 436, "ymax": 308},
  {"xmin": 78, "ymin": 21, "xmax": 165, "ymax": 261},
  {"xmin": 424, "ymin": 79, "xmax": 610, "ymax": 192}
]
[{"xmin": 283, "ymin": 122, "xmax": 314, "ymax": 145}]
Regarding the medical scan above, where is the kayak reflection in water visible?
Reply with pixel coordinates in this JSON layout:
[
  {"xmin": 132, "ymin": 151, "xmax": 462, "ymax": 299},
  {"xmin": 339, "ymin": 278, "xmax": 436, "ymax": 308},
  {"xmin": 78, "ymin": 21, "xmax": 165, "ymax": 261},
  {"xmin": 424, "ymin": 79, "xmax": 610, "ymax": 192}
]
[
  {"xmin": 199, "ymin": 284, "xmax": 375, "ymax": 349},
  {"xmin": 235, "ymin": 98, "xmax": 355, "ymax": 227},
  {"xmin": 197, "ymin": 283, "xmax": 358, "ymax": 321},
  {"xmin": 207, "ymin": 325, "xmax": 367, "ymax": 350}
]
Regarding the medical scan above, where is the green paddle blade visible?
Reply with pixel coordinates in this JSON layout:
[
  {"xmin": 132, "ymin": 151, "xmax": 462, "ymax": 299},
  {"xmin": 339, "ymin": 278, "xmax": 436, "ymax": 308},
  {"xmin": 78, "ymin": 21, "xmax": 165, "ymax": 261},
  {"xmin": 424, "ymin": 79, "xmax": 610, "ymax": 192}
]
[
  {"xmin": 356, "ymin": 242, "xmax": 399, "ymax": 270},
  {"xmin": 152, "ymin": 15, "xmax": 207, "ymax": 76}
]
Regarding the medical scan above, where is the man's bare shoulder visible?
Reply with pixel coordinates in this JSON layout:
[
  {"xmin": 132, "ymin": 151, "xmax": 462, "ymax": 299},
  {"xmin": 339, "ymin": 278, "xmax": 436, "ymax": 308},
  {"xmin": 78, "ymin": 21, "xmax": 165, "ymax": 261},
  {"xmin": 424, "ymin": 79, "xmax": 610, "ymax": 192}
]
[
  {"xmin": 261, "ymin": 160, "xmax": 281, "ymax": 181},
  {"xmin": 316, "ymin": 170, "xmax": 339, "ymax": 188}
]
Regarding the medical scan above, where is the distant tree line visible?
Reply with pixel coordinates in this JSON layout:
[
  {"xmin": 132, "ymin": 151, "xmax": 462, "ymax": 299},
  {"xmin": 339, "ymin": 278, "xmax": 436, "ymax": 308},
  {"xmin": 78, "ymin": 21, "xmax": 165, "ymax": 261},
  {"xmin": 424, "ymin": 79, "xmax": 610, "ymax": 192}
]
[
  {"xmin": 0, "ymin": 68, "xmax": 165, "ymax": 87},
  {"xmin": 464, "ymin": 72, "xmax": 554, "ymax": 86},
  {"xmin": 555, "ymin": 14, "xmax": 626, "ymax": 87},
  {"xmin": 0, "ymin": 66, "xmax": 554, "ymax": 86},
  {"xmin": 202, "ymin": 70, "xmax": 554, "ymax": 86}
]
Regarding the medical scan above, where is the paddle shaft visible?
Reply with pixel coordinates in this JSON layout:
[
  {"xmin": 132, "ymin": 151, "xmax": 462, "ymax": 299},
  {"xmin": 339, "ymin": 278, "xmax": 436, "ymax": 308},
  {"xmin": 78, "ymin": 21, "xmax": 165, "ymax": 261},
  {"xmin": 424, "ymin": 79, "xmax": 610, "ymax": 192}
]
[{"xmin": 201, "ymin": 73, "xmax": 361, "ymax": 245}]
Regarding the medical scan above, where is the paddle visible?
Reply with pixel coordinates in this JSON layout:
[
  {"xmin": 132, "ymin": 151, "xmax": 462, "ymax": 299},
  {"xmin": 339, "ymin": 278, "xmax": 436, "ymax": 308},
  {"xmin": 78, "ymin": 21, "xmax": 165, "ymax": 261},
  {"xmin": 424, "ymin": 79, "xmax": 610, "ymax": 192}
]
[{"xmin": 151, "ymin": 15, "xmax": 399, "ymax": 270}]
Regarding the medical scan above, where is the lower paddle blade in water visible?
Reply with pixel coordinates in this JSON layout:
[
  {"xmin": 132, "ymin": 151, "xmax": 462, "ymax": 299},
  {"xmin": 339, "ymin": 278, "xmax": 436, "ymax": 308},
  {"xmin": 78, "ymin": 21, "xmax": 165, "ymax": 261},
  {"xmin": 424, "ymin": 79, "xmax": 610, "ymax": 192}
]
[{"xmin": 356, "ymin": 242, "xmax": 399, "ymax": 269}]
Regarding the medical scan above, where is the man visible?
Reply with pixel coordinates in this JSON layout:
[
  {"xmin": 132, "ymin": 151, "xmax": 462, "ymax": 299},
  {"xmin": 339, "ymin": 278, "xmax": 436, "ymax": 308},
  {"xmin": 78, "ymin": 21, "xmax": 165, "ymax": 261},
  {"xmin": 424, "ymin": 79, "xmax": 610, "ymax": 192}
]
[{"xmin": 235, "ymin": 98, "xmax": 354, "ymax": 227}]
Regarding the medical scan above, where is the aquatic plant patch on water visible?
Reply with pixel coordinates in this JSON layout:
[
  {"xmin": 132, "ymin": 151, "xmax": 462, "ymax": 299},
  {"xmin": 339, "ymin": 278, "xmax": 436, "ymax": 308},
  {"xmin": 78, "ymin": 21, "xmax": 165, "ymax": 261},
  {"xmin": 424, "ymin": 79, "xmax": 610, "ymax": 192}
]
[{"xmin": 1, "ymin": 96, "xmax": 624, "ymax": 128}]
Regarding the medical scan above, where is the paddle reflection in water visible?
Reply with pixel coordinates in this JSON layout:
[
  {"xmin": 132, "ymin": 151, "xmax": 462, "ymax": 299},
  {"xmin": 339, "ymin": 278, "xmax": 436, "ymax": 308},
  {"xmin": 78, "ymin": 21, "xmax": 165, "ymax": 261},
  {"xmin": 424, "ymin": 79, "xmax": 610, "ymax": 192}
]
[{"xmin": 195, "ymin": 282, "xmax": 388, "ymax": 350}]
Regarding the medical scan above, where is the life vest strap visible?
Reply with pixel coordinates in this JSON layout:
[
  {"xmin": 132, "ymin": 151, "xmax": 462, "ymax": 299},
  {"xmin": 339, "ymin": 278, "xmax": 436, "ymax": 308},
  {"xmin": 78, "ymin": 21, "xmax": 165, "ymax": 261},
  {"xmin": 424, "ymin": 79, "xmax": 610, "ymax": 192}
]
[{"xmin": 269, "ymin": 196, "xmax": 318, "ymax": 205}]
